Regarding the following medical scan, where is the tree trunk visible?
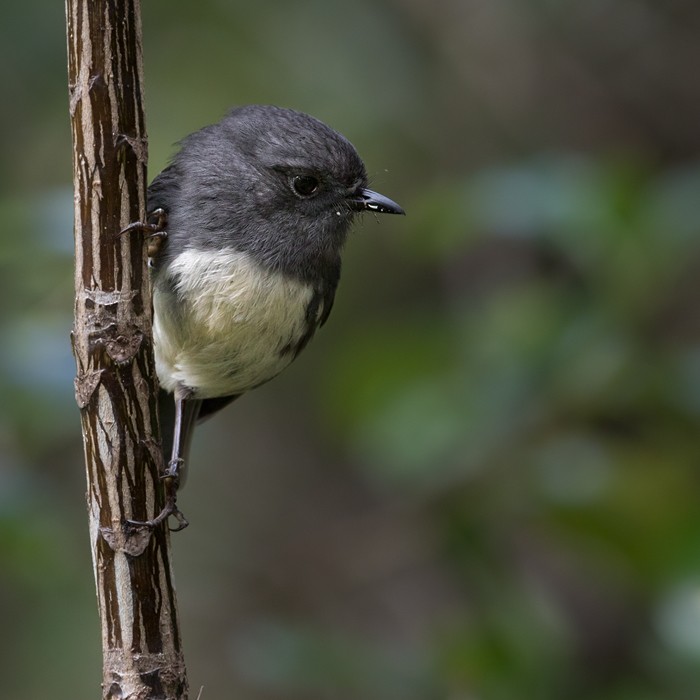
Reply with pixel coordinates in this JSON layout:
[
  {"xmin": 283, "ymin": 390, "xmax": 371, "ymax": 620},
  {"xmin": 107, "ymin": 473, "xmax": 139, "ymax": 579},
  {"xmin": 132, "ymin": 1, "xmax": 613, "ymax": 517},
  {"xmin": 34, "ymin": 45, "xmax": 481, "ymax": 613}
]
[{"xmin": 66, "ymin": 1, "xmax": 188, "ymax": 697}]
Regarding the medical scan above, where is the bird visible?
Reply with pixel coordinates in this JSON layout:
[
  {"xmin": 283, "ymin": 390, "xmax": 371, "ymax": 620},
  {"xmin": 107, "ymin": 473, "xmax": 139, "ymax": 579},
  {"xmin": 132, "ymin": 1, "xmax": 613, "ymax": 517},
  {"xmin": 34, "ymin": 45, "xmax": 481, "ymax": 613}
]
[{"xmin": 136, "ymin": 105, "xmax": 404, "ymax": 529}]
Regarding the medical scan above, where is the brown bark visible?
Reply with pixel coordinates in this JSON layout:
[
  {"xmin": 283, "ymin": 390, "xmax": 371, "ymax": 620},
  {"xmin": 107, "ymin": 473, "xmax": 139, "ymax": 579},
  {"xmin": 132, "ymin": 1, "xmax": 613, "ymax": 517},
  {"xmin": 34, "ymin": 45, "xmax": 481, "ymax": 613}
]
[{"xmin": 66, "ymin": 1, "xmax": 188, "ymax": 697}]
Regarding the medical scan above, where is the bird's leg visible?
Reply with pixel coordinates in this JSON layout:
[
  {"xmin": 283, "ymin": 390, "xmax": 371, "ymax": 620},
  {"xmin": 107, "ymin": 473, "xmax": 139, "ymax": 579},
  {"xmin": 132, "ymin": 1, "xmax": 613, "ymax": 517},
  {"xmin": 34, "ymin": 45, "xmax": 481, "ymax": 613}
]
[
  {"xmin": 128, "ymin": 390, "xmax": 194, "ymax": 532},
  {"xmin": 156, "ymin": 392, "xmax": 191, "ymax": 531},
  {"xmin": 119, "ymin": 207, "xmax": 169, "ymax": 257}
]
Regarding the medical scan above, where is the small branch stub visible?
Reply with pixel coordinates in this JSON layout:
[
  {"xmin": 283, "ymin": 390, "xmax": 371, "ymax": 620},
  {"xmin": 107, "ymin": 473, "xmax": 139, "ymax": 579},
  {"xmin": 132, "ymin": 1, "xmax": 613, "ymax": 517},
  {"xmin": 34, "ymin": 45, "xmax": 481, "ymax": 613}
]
[{"xmin": 66, "ymin": 0, "xmax": 188, "ymax": 698}]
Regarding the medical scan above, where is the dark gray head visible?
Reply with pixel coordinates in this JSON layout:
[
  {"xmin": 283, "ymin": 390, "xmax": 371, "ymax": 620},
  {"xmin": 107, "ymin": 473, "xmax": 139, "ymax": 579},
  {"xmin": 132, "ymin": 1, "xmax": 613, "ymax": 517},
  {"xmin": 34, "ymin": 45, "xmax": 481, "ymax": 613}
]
[{"xmin": 148, "ymin": 105, "xmax": 403, "ymax": 284}]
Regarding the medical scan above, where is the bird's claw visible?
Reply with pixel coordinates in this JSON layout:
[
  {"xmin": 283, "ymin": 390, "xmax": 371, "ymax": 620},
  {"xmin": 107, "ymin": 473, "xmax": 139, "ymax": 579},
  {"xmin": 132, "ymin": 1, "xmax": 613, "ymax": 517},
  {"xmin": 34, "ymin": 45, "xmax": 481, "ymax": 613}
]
[
  {"xmin": 119, "ymin": 208, "xmax": 169, "ymax": 257},
  {"xmin": 126, "ymin": 471, "xmax": 189, "ymax": 532},
  {"xmin": 127, "ymin": 503, "xmax": 189, "ymax": 532}
]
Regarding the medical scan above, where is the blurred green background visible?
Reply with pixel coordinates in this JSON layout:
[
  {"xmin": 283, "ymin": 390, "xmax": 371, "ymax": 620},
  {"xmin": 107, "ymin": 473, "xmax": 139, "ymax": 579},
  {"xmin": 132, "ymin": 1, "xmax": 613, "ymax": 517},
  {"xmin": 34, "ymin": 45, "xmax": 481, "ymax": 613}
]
[{"xmin": 2, "ymin": 1, "xmax": 700, "ymax": 698}]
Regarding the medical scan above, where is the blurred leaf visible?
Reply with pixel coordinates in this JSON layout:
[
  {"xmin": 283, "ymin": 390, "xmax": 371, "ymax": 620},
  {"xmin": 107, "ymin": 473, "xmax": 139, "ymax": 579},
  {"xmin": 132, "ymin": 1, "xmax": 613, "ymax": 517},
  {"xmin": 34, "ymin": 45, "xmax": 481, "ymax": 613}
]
[{"xmin": 230, "ymin": 620, "xmax": 441, "ymax": 699}]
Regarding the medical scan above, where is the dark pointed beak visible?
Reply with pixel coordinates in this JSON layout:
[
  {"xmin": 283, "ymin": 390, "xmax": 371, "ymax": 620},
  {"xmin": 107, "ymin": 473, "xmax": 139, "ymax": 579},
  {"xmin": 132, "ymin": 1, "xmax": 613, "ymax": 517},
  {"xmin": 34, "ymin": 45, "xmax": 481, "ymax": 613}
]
[{"xmin": 349, "ymin": 187, "xmax": 405, "ymax": 216}]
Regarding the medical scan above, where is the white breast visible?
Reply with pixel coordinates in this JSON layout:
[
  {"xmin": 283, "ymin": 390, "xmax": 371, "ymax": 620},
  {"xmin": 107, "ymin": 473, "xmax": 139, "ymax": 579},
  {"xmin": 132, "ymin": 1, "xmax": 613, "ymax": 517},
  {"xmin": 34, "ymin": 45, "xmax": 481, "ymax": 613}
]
[{"xmin": 153, "ymin": 248, "xmax": 316, "ymax": 398}]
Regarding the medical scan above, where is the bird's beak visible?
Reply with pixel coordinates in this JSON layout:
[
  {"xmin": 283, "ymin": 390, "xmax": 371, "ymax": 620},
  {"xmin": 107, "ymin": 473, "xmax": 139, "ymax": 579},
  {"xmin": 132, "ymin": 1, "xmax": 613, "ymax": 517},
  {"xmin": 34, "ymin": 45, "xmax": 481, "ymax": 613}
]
[{"xmin": 349, "ymin": 187, "xmax": 405, "ymax": 216}]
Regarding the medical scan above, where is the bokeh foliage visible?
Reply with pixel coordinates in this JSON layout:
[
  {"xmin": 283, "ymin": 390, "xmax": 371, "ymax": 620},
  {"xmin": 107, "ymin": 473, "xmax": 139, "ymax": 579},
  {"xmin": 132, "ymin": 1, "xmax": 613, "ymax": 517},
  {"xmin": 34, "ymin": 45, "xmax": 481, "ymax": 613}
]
[{"xmin": 2, "ymin": 1, "xmax": 700, "ymax": 698}]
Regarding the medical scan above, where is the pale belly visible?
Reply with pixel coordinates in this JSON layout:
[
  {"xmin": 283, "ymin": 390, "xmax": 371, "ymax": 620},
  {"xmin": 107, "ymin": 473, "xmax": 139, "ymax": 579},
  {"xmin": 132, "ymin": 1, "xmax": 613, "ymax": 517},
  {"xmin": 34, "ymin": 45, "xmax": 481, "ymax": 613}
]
[{"xmin": 153, "ymin": 248, "xmax": 317, "ymax": 398}]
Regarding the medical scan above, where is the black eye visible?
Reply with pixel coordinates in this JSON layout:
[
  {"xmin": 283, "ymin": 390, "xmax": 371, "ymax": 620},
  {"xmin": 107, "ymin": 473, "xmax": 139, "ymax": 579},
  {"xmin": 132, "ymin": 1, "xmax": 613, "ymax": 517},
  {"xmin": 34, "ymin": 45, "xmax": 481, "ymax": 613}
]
[{"xmin": 292, "ymin": 174, "xmax": 320, "ymax": 197}]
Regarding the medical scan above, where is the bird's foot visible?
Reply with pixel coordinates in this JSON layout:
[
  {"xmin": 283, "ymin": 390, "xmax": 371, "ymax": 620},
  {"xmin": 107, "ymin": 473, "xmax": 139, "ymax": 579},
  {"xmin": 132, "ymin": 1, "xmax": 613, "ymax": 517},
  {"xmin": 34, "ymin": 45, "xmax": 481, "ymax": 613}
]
[
  {"xmin": 119, "ymin": 208, "xmax": 169, "ymax": 257},
  {"xmin": 127, "ymin": 464, "xmax": 189, "ymax": 532}
]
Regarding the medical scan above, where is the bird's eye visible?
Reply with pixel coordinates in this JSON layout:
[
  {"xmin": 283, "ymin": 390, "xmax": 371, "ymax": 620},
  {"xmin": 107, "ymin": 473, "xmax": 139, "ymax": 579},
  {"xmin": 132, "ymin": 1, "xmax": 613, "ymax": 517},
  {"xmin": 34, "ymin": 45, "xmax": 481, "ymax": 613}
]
[{"xmin": 292, "ymin": 175, "xmax": 320, "ymax": 198}]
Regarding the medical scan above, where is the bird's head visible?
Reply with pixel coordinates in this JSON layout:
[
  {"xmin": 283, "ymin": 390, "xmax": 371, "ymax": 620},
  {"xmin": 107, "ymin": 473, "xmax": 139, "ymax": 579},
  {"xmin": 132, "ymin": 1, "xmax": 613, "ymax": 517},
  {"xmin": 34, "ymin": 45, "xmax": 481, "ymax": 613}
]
[{"xmin": 168, "ymin": 105, "xmax": 404, "ymax": 281}]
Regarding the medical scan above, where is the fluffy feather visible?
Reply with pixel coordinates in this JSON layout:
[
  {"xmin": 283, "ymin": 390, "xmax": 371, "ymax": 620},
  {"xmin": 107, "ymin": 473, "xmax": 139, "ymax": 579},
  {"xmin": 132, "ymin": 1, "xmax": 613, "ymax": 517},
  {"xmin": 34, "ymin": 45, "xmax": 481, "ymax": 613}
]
[{"xmin": 153, "ymin": 247, "xmax": 319, "ymax": 399}]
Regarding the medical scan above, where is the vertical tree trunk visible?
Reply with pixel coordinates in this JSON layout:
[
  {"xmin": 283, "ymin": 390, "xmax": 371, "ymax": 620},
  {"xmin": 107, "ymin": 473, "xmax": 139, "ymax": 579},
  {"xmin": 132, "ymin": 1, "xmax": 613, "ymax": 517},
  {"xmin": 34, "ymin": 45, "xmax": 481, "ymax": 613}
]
[{"xmin": 66, "ymin": 1, "xmax": 188, "ymax": 698}]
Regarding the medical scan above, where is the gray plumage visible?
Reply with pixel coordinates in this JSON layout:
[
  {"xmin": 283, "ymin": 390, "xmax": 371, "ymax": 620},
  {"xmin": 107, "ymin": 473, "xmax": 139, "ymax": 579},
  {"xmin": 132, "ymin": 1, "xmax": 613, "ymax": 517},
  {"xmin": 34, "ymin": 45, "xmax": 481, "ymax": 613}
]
[
  {"xmin": 149, "ymin": 105, "xmax": 367, "ymax": 286},
  {"xmin": 145, "ymin": 105, "xmax": 403, "ymax": 495}
]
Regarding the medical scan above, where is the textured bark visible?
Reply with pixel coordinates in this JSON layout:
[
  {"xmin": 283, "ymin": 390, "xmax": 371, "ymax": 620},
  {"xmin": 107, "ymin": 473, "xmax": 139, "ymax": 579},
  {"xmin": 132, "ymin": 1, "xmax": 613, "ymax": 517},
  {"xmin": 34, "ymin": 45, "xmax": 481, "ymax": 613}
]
[{"xmin": 66, "ymin": 1, "xmax": 188, "ymax": 698}]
